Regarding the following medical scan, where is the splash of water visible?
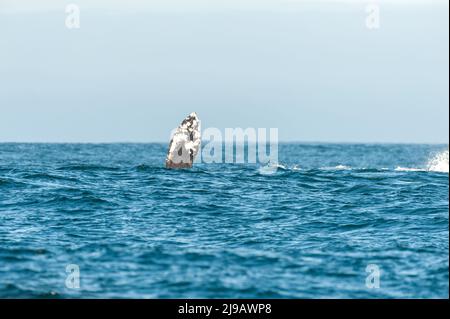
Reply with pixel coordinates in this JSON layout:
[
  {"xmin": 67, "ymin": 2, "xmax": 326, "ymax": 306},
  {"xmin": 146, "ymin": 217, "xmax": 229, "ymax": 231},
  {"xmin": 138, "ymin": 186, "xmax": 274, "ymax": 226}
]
[{"xmin": 427, "ymin": 149, "xmax": 449, "ymax": 173}]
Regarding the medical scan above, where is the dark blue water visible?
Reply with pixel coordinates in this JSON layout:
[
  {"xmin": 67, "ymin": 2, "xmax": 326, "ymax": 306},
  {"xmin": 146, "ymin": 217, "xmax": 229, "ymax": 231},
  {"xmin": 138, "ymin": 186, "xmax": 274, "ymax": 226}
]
[{"xmin": 0, "ymin": 143, "xmax": 448, "ymax": 298}]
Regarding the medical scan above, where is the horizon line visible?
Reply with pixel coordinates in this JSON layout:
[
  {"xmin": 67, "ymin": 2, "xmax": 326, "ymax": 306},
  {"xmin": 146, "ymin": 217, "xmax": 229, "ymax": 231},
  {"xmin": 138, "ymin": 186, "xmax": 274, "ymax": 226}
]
[{"xmin": 0, "ymin": 141, "xmax": 448, "ymax": 145}]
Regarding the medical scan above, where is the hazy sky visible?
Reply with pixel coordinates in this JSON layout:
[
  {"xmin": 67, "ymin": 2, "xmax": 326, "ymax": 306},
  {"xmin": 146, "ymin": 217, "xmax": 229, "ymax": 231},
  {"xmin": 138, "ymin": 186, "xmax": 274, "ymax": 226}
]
[{"xmin": 0, "ymin": 0, "xmax": 448, "ymax": 143}]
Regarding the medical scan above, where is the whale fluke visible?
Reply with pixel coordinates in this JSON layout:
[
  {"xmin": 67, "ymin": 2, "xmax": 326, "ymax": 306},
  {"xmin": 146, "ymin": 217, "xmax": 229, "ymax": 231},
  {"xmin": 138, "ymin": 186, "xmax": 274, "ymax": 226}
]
[{"xmin": 165, "ymin": 112, "xmax": 201, "ymax": 169}]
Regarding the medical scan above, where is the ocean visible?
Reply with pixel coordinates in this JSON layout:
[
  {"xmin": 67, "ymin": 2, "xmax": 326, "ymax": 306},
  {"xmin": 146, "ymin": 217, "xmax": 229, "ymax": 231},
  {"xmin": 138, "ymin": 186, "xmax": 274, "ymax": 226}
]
[{"xmin": 0, "ymin": 143, "xmax": 448, "ymax": 298}]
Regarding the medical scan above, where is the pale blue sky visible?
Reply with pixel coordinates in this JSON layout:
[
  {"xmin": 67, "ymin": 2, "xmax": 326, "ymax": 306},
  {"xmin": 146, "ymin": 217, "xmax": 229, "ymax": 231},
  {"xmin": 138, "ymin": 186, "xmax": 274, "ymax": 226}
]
[{"xmin": 0, "ymin": 0, "xmax": 448, "ymax": 143}]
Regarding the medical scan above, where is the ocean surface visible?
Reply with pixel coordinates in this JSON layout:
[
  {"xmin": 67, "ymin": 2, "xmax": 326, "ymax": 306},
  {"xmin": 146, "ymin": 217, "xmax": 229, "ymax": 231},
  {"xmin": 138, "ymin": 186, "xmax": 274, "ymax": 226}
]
[{"xmin": 0, "ymin": 143, "xmax": 448, "ymax": 298}]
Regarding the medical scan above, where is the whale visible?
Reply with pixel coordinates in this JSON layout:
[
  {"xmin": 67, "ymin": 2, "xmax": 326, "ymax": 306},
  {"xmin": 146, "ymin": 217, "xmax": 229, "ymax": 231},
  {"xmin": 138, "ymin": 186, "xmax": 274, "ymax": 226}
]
[{"xmin": 165, "ymin": 112, "xmax": 201, "ymax": 169}]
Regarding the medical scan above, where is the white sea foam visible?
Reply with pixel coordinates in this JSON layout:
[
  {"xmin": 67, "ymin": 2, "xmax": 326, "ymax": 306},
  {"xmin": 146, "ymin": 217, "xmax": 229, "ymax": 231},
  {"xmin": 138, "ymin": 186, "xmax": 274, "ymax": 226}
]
[
  {"xmin": 334, "ymin": 165, "xmax": 351, "ymax": 170},
  {"xmin": 320, "ymin": 165, "xmax": 352, "ymax": 171},
  {"xmin": 258, "ymin": 163, "xmax": 285, "ymax": 175},
  {"xmin": 394, "ymin": 167, "xmax": 425, "ymax": 172},
  {"xmin": 427, "ymin": 149, "xmax": 449, "ymax": 173},
  {"xmin": 258, "ymin": 151, "xmax": 449, "ymax": 175}
]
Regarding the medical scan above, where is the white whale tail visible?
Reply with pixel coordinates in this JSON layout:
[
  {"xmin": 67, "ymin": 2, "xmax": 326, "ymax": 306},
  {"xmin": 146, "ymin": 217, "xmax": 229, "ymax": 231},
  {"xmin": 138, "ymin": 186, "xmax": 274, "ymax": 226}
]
[{"xmin": 165, "ymin": 112, "xmax": 201, "ymax": 169}]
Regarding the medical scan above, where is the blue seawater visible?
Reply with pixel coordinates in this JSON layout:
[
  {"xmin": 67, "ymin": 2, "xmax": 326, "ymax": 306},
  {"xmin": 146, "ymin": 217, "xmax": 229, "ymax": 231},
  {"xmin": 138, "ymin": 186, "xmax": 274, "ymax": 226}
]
[{"xmin": 0, "ymin": 143, "xmax": 448, "ymax": 298}]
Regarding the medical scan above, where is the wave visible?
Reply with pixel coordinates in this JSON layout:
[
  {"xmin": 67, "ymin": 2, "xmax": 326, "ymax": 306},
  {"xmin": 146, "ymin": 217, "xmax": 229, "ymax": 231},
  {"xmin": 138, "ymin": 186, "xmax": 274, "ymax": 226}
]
[
  {"xmin": 257, "ymin": 163, "xmax": 356, "ymax": 176},
  {"xmin": 57, "ymin": 164, "xmax": 120, "ymax": 171},
  {"xmin": 320, "ymin": 165, "xmax": 352, "ymax": 171},
  {"xmin": 258, "ymin": 155, "xmax": 449, "ymax": 175},
  {"xmin": 258, "ymin": 163, "xmax": 287, "ymax": 175},
  {"xmin": 394, "ymin": 167, "xmax": 426, "ymax": 172},
  {"xmin": 395, "ymin": 149, "xmax": 449, "ymax": 173}
]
